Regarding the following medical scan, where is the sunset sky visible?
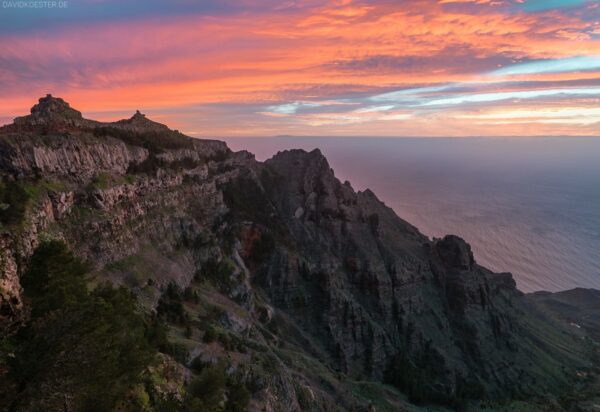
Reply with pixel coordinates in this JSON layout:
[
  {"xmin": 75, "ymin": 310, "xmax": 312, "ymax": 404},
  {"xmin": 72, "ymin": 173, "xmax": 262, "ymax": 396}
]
[{"xmin": 1, "ymin": 0, "xmax": 599, "ymax": 136}]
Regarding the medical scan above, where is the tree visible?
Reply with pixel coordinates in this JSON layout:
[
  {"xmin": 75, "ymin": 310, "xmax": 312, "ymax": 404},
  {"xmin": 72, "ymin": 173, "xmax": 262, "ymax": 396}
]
[
  {"xmin": 226, "ymin": 381, "xmax": 250, "ymax": 412},
  {"xmin": 9, "ymin": 241, "xmax": 156, "ymax": 411},
  {"xmin": 0, "ymin": 180, "xmax": 29, "ymax": 226},
  {"xmin": 187, "ymin": 361, "xmax": 227, "ymax": 411}
]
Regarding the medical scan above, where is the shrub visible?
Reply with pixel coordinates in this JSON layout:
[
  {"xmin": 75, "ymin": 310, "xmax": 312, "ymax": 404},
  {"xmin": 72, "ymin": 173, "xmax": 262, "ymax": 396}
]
[
  {"xmin": 156, "ymin": 282, "xmax": 188, "ymax": 324},
  {"xmin": 199, "ymin": 258, "xmax": 236, "ymax": 291},
  {"xmin": 93, "ymin": 126, "xmax": 195, "ymax": 153},
  {"xmin": 10, "ymin": 241, "xmax": 156, "ymax": 411},
  {"xmin": 0, "ymin": 180, "xmax": 30, "ymax": 226},
  {"xmin": 203, "ymin": 324, "xmax": 218, "ymax": 343},
  {"xmin": 20, "ymin": 240, "xmax": 89, "ymax": 317},
  {"xmin": 87, "ymin": 172, "xmax": 113, "ymax": 190},
  {"xmin": 183, "ymin": 286, "xmax": 199, "ymax": 303},
  {"xmin": 226, "ymin": 381, "xmax": 251, "ymax": 412},
  {"xmin": 160, "ymin": 341, "xmax": 188, "ymax": 364},
  {"xmin": 187, "ymin": 361, "xmax": 227, "ymax": 411},
  {"xmin": 190, "ymin": 355, "xmax": 208, "ymax": 374}
]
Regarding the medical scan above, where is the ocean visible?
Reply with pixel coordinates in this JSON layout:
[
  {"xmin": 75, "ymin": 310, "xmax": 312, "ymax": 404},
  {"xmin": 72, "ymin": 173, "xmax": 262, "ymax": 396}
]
[{"xmin": 223, "ymin": 136, "xmax": 600, "ymax": 293}]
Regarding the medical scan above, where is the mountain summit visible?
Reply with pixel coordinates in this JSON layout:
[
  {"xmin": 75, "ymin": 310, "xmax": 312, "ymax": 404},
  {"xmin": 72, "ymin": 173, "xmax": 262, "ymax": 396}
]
[
  {"xmin": 31, "ymin": 94, "xmax": 82, "ymax": 119},
  {"xmin": 0, "ymin": 97, "xmax": 598, "ymax": 411},
  {"xmin": 9, "ymin": 94, "xmax": 90, "ymax": 130},
  {"xmin": 111, "ymin": 109, "xmax": 171, "ymax": 133}
]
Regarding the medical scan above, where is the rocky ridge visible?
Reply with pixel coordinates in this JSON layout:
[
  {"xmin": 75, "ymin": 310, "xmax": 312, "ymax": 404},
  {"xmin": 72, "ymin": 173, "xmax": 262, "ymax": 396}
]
[{"xmin": 0, "ymin": 96, "xmax": 598, "ymax": 411}]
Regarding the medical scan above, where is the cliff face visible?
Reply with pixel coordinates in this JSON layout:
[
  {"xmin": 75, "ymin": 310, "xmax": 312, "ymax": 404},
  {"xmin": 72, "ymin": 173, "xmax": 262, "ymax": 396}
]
[
  {"xmin": 250, "ymin": 149, "xmax": 587, "ymax": 397},
  {"xmin": 0, "ymin": 96, "xmax": 597, "ymax": 411}
]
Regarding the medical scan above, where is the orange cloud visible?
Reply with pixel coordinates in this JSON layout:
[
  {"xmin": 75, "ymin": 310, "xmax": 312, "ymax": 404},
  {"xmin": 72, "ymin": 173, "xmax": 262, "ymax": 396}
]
[{"xmin": 0, "ymin": 0, "xmax": 599, "ymax": 136}]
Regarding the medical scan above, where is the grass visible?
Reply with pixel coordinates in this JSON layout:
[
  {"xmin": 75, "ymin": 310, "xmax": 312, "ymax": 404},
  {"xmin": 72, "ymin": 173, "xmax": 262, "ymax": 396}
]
[
  {"xmin": 86, "ymin": 172, "xmax": 138, "ymax": 191},
  {"xmin": 349, "ymin": 381, "xmax": 417, "ymax": 412}
]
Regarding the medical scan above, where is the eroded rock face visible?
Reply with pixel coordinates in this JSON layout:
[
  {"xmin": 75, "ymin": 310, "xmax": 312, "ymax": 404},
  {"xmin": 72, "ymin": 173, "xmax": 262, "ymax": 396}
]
[
  {"xmin": 0, "ymin": 235, "xmax": 21, "ymax": 326},
  {"xmin": 434, "ymin": 235, "xmax": 475, "ymax": 271},
  {"xmin": 0, "ymin": 134, "xmax": 148, "ymax": 181},
  {"xmin": 247, "ymin": 148, "xmax": 579, "ymax": 400}
]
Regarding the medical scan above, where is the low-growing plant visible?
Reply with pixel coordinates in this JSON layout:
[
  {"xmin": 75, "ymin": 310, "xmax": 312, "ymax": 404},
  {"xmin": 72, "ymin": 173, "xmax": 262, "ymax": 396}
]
[
  {"xmin": 7, "ymin": 240, "xmax": 156, "ymax": 411},
  {"xmin": 0, "ymin": 180, "xmax": 30, "ymax": 226}
]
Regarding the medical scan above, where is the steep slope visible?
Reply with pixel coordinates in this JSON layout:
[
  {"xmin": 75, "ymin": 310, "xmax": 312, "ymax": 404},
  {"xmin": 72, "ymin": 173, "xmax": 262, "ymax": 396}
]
[
  {"xmin": 0, "ymin": 96, "xmax": 598, "ymax": 411},
  {"xmin": 235, "ymin": 148, "xmax": 592, "ymax": 403}
]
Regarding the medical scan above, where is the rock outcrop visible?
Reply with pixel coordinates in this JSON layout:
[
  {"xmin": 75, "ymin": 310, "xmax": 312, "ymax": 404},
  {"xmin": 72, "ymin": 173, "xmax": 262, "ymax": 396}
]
[{"xmin": 0, "ymin": 235, "xmax": 21, "ymax": 327}]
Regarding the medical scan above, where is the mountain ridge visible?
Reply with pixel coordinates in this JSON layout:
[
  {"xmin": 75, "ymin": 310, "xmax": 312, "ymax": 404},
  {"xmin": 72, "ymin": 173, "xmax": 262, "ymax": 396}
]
[{"xmin": 0, "ymin": 96, "xmax": 599, "ymax": 411}]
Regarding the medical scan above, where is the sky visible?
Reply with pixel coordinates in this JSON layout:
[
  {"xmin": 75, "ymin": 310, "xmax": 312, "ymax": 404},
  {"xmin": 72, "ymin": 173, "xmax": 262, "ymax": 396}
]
[{"xmin": 1, "ymin": 0, "xmax": 600, "ymax": 137}]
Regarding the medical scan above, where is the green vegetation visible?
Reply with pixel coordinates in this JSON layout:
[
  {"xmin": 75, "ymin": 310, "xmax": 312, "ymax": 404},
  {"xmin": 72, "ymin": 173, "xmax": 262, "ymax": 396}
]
[
  {"xmin": 157, "ymin": 282, "xmax": 190, "ymax": 325},
  {"xmin": 185, "ymin": 360, "xmax": 251, "ymax": 412},
  {"xmin": 183, "ymin": 286, "xmax": 199, "ymax": 304},
  {"xmin": 187, "ymin": 361, "xmax": 227, "ymax": 410},
  {"xmin": 7, "ymin": 240, "xmax": 156, "ymax": 411},
  {"xmin": 92, "ymin": 127, "xmax": 209, "ymax": 175},
  {"xmin": 384, "ymin": 346, "xmax": 486, "ymax": 409},
  {"xmin": 93, "ymin": 126, "xmax": 195, "ymax": 153},
  {"xmin": 195, "ymin": 258, "xmax": 237, "ymax": 291},
  {"xmin": 2, "ymin": 242, "xmax": 256, "ymax": 410},
  {"xmin": 225, "ymin": 380, "xmax": 251, "ymax": 412},
  {"xmin": 126, "ymin": 153, "xmax": 204, "ymax": 175},
  {"xmin": 87, "ymin": 171, "xmax": 113, "ymax": 190},
  {"xmin": 0, "ymin": 178, "xmax": 70, "ymax": 228},
  {"xmin": 85, "ymin": 172, "xmax": 138, "ymax": 191},
  {"xmin": 202, "ymin": 323, "xmax": 218, "ymax": 343},
  {"xmin": 0, "ymin": 180, "xmax": 30, "ymax": 226}
]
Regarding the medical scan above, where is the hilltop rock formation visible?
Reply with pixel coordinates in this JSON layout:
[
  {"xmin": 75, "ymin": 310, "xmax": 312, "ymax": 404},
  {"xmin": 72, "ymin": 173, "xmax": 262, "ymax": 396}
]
[{"xmin": 0, "ymin": 96, "xmax": 598, "ymax": 411}]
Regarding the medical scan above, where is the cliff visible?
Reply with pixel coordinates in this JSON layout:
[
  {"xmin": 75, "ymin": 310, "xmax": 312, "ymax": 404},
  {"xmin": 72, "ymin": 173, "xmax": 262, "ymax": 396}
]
[{"xmin": 0, "ymin": 96, "xmax": 598, "ymax": 411}]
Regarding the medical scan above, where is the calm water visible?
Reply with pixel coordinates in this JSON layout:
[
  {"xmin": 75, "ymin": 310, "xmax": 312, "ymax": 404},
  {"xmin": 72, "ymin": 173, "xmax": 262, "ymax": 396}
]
[{"xmin": 223, "ymin": 136, "xmax": 600, "ymax": 293}]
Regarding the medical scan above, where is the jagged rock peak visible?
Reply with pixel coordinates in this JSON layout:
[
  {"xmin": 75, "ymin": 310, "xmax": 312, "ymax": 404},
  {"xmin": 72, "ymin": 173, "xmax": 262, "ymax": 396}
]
[
  {"xmin": 132, "ymin": 110, "xmax": 146, "ymax": 119},
  {"xmin": 434, "ymin": 234, "xmax": 475, "ymax": 271},
  {"xmin": 113, "ymin": 109, "xmax": 169, "ymax": 133},
  {"xmin": 30, "ymin": 94, "xmax": 82, "ymax": 120},
  {"xmin": 267, "ymin": 148, "xmax": 329, "ymax": 170},
  {"xmin": 5, "ymin": 95, "xmax": 93, "ymax": 131},
  {"xmin": 266, "ymin": 148, "xmax": 334, "ymax": 189}
]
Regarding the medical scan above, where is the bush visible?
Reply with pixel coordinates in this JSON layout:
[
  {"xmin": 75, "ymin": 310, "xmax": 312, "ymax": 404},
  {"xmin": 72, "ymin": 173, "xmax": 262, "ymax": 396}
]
[
  {"xmin": 157, "ymin": 282, "xmax": 188, "ymax": 324},
  {"xmin": 186, "ymin": 361, "xmax": 251, "ymax": 411},
  {"xmin": 183, "ymin": 286, "xmax": 199, "ymax": 303},
  {"xmin": 203, "ymin": 324, "xmax": 218, "ymax": 343},
  {"xmin": 187, "ymin": 362, "xmax": 227, "ymax": 411},
  {"xmin": 226, "ymin": 381, "xmax": 251, "ymax": 412},
  {"xmin": 0, "ymin": 180, "xmax": 30, "ymax": 226},
  {"xmin": 190, "ymin": 355, "xmax": 208, "ymax": 374},
  {"xmin": 20, "ymin": 240, "xmax": 89, "ymax": 317},
  {"xmin": 160, "ymin": 341, "xmax": 188, "ymax": 364},
  {"xmin": 93, "ymin": 126, "xmax": 195, "ymax": 153},
  {"xmin": 146, "ymin": 315, "xmax": 169, "ymax": 348},
  {"xmin": 10, "ymin": 240, "xmax": 156, "ymax": 411},
  {"xmin": 199, "ymin": 258, "xmax": 236, "ymax": 291}
]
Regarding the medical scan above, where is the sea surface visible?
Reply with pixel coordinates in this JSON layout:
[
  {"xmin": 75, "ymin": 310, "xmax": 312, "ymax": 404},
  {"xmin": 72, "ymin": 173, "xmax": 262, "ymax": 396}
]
[{"xmin": 223, "ymin": 136, "xmax": 600, "ymax": 293}]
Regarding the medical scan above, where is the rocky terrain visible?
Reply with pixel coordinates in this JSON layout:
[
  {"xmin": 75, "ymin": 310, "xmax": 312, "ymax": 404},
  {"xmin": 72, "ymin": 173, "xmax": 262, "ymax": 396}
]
[{"xmin": 0, "ymin": 95, "xmax": 599, "ymax": 411}]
